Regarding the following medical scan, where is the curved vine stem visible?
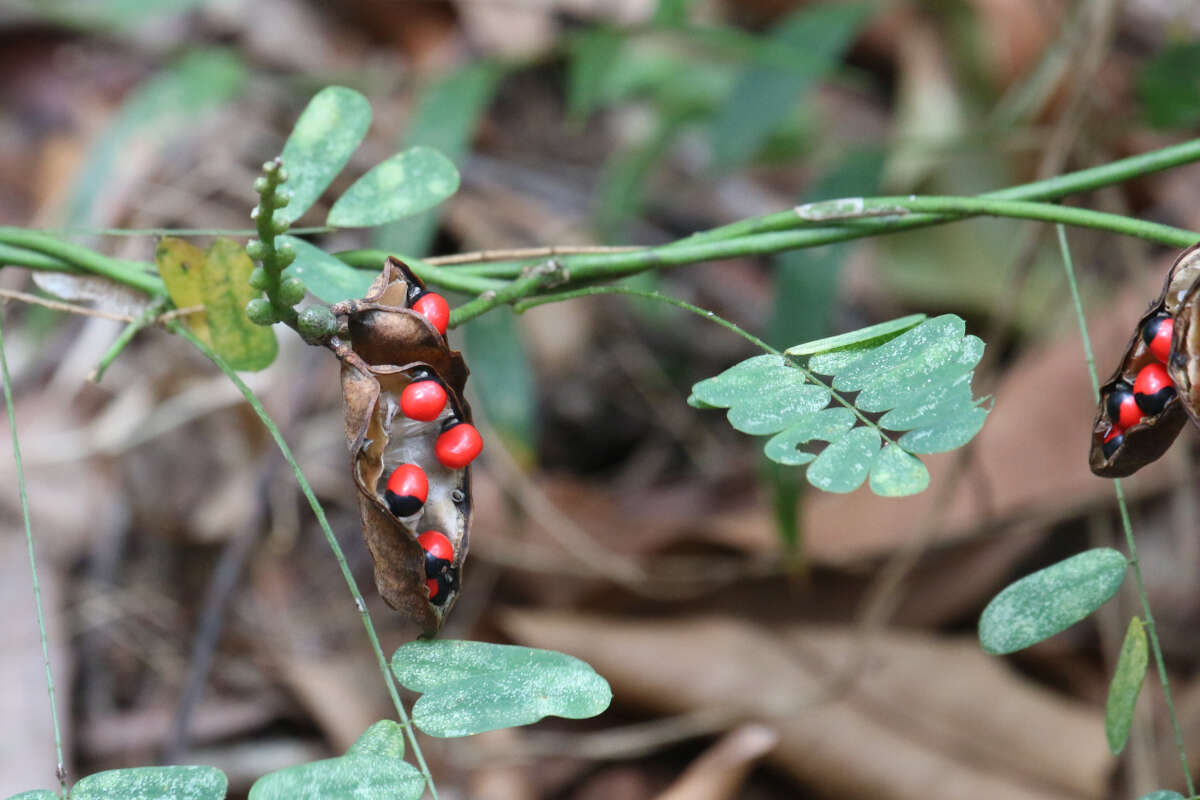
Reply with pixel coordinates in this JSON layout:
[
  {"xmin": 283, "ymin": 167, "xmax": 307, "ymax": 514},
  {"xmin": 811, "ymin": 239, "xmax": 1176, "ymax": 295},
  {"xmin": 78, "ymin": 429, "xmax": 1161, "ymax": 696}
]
[
  {"xmin": 1056, "ymin": 224, "xmax": 1195, "ymax": 797},
  {"xmin": 169, "ymin": 321, "xmax": 440, "ymax": 800}
]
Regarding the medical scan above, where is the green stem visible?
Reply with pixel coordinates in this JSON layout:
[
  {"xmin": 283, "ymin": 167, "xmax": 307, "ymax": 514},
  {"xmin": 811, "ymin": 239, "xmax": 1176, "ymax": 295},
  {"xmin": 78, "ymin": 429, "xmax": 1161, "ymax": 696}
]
[
  {"xmin": 0, "ymin": 243, "xmax": 84, "ymax": 274},
  {"xmin": 0, "ymin": 311, "xmax": 67, "ymax": 792},
  {"xmin": 90, "ymin": 297, "xmax": 169, "ymax": 383},
  {"xmin": 683, "ymin": 137, "xmax": 1200, "ymax": 245},
  {"xmin": 169, "ymin": 322, "xmax": 439, "ymax": 800},
  {"xmin": 1056, "ymin": 224, "xmax": 1194, "ymax": 796},
  {"xmin": 0, "ymin": 228, "xmax": 163, "ymax": 295},
  {"xmin": 450, "ymin": 195, "xmax": 1199, "ymax": 326},
  {"xmin": 333, "ymin": 249, "xmax": 508, "ymax": 294}
]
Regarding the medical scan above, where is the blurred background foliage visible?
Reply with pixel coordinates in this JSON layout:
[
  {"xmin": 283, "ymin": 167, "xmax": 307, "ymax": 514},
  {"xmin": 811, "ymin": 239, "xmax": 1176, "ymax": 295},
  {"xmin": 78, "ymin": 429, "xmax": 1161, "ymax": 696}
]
[{"xmin": 5, "ymin": 0, "xmax": 1200, "ymax": 798}]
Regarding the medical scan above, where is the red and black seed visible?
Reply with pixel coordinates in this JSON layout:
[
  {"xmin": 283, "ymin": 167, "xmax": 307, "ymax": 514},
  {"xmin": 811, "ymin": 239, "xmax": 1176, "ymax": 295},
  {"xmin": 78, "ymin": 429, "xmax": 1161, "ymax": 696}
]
[
  {"xmin": 1142, "ymin": 313, "xmax": 1174, "ymax": 364},
  {"xmin": 1105, "ymin": 381, "xmax": 1142, "ymax": 430},
  {"xmin": 1133, "ymin": 362, "xmax": 1176, "ymax": 416},
  {"xmin": 1102, "ymin": 427, "xmax": 1124, "ymax": 460}
]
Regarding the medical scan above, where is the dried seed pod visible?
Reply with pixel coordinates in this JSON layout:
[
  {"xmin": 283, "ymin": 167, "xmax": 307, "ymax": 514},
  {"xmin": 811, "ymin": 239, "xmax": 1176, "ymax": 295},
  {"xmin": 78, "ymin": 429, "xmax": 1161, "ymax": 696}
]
[
  {"xmin": 339, "ymin": 257, "xmax": 474, "ymax": 635},
  {"xmin": 1090, "ymin": 244, "xmax": 1200, "ymax": 477}
]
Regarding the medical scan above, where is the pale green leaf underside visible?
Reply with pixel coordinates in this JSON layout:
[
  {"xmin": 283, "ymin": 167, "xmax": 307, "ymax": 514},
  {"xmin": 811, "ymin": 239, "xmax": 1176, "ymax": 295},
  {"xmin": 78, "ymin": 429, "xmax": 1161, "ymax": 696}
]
[
  {"xmin": 249, "ymin": 721, "xmax": 423, "ymax": 800},
  {"xmin": 1136, "ymin": 792, "xmax": 1185, "ymax": 800},
  {"xmin": 328, "ymin": 146, "xmax": 460, "ymax": 228},
  {"xmin": 278, "ymin": 86, "xmax": 371, "ymax": 224},
  {"xmin": 392, "ymin": 640, "xmax": 612, "ymax": 738},
  {"xmin": 1106, "ymin": 617, "xmax": 1149, "ymax": 755},
  {"xmin": 691, "ymin": 314, "xmax": 987, "ymax": 496},
  {"xmin": 4, "ymin": 792, "xmax": 58, "ymax": 800},
  {"xmin": 978, "ymin": 548, "xmax": 1128, "ymax": 655},
  {"xmin": 72, "ymin": 766, "xmax": 226, "ymax": 800}
]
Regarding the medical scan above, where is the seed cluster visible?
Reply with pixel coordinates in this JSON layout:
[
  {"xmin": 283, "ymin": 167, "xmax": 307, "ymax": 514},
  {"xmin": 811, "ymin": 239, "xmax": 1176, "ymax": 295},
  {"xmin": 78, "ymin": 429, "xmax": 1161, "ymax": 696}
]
[{"xmin": 1101, "ymin": 314, "xmax": 1176, "ymax": 458}]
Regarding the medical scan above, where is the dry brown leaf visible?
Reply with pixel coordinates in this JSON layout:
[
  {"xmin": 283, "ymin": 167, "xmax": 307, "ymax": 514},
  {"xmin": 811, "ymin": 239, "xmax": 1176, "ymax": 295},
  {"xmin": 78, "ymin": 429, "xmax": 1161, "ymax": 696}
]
[
  {"xmin": 500, "ymin": 610, "xmax": 1110, "ymax": 800},
  {"xmin": 653, "ymin": 723, "xmax": 778, "ymax": 800}
]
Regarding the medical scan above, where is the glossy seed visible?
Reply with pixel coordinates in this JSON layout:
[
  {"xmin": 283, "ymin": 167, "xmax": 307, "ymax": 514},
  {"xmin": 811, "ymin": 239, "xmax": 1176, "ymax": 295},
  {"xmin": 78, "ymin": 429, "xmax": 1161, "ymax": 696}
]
[
  {"xmin": 384, "ymin": 464, "xmax": 428, "ymax": 518},
  {"xmin": 400, "ymin": 377, "xmax": 448, "ymax": 422},
  {"xmin": 413, "ymin": 292, "xmax": 450, "ymax": 336},
  {"xmin": 435, "ymin": 422, "xmax": 483, "ymax": 469},
  {"xmin": 1143, "ymin": 314, "xmax": 1173, "ymax": 364},
  {"xmin": 1133, "ymin": 362, "xmax": 1176, "ymax": 415}
]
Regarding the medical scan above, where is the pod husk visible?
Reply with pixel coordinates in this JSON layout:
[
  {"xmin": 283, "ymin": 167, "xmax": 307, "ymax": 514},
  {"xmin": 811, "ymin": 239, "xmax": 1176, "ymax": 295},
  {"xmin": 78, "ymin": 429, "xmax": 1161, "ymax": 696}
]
[
  {"xmin": 1090, "ymin": 244, "xmax": 1200, "ymax": 477},
  {"xmin": 340, "ymin": 257, "xmax": 472, "ymax": 635}
]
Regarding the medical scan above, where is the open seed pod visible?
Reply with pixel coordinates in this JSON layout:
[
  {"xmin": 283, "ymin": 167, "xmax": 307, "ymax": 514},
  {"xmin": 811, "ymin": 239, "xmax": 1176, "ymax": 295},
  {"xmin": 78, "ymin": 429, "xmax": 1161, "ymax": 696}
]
[
  {"xmin": 1169, "ymin": 252, "xmax": 1200, "ymax": 428},
  {"xmin": 339, "ymin": 257, "xmax": 477, "ymax": 635},
  {"xmin": 1090, "ymin": 243, "xmax": 1200, "ymax": 477}
]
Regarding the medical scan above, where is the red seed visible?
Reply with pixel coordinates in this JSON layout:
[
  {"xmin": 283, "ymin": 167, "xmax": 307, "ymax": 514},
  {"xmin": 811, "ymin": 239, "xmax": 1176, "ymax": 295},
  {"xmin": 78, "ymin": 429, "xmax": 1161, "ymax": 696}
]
[
  {"xmin": 384, "ymin": 464, "xmax": 429, "ymax": 518},
  {"xmin": 418, "ymin": 530, "xmax": 454, "ymax": 562},
  {"xmin": 1145, "ymin": 315, "xmax": 1173, "ymax": 364},
  {"xmin": 413, "ymin": 293, "xmax": 450, "ymax": 336},
  {"xmin": 1107, "ymin": 386, "xmax": 1142, "ymax": 430},
  {"xmin": 1133, "ymin": 362, "xmax": 1176, "ymax": 415},
  {"xmin": 435, "ymin": 422, "xmax": 483, "ymax": 469},
  {"xmin": 426, "ymin": 578, "xmax": 441, "ymax": 601},
  {"xmin": 401, "ymin": 379, "xmax": 447, "ymax": 421}
]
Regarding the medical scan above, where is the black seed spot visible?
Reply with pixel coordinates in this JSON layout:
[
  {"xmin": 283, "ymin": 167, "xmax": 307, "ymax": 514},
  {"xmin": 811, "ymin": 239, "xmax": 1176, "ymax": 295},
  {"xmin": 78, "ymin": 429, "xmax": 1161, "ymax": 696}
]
[
  {"xmin": 1102, "ymin": 432, "xmax": 1124, "ymax": 459},
  {"xmin": 1135, "ymin": 385, "xmax": 1176, "ymax": 416},
  {"xmin": 385, "ymin": 489, "xmax": 423, "ymax": 518}
]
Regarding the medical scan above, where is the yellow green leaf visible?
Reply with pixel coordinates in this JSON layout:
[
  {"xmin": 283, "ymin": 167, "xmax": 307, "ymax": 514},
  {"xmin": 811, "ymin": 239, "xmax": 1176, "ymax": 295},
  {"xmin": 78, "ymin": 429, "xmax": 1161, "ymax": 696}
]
[
  {"xmin": 202, "ymin": 239, "xmax": 277, "ymax": 371},
  {"xmin": 155, "ymin": 236, "xmax": 211, "ymax": 344}
]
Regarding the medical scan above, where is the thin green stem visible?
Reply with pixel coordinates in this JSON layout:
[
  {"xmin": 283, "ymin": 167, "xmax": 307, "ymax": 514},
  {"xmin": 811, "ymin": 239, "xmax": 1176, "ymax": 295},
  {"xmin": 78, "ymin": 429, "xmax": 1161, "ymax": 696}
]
[
  {"xmin": 333, "ymin": 249, "xmax": 508, "ymax": 294},
  {"xmin": 1056, "ymin": 224, "xmax": 1194, "ymax": 796},
  {"xmin": 169, "ymin": 322, "xmax": 439, "ymax": 800},
  {"xmin": 516, "ymin": 285, "xmax": 778, "ymax": 353},
  {"xmin": 682, "ymin": 136, "xmax": 1200, "ymax": 245},
  {"xmin": 515, "ymin": 284, "xmax": 905, "ymax": 447},
  {"xmin": 0, "ymin": 310, "xmax": 67, "ymax": 792},
  {"xmin": 450, "ymin": 195, "xmax": 1200, "ymax": 326},
  {"xmin": 0, "ymin": 227, "xmax": 163, "ymax": 295},
  {"xmin": 90, "ymin": 297, "xmax": 169, "ymax": 383}
]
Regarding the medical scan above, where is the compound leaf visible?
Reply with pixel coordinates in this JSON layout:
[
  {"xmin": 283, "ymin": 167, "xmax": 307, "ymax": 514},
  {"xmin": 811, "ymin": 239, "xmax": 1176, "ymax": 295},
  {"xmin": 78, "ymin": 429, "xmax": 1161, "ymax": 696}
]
[
  {"xmin": 978, "ymin": 548, "xmax": 1128, "ymax": 655},
  {"xmin": 392, "ymin": 640, "xmax": 612, "ymax": 737},
  {"xmin": 72, "ymin": 766, "xmax": 226, "ymax": 800},
  {"xmin": 691, "ymin": 314, "xmax": 988, "ymax": 496},
  {"xmin": 249, "ymin": 721, "xmax": 423, "ymax": 800}
]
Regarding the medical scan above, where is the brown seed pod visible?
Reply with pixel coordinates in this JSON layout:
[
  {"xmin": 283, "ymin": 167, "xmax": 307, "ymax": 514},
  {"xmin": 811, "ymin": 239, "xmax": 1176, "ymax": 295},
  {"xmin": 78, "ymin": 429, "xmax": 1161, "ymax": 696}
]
[
  {"xmin": 1090, "ymin": 243, "xmax": 1200, "ymax": 477},
  {"xmin": 338, "ymin": 257, "xmax": 474, "ymax": 635}
]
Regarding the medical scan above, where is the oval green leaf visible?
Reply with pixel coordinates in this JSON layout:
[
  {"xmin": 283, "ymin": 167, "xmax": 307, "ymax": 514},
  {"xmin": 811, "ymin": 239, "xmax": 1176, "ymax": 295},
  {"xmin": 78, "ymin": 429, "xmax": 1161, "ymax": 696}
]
[
  {"xmin": 327, "ymin": 146, "xmax": 460, "ymax": 228},
  {"xmin": 4, "ymin": 792, "xmax": 58, "ymax": 800},
  {"xmin": 276, "ymin": 236, "xmax": 375, "ymax": 304},
  {"xmin": 1106, "ymin": 616, "xmax": 1149, "ymax": 755},
  {"xmin": 249, "ymin": 721, "xmax": 422, "ymax": 800},
  {"xmin": 392, "ymin": 640, "xmax": 612, "ymax": 737},
  {"xmin": 1137, "ymin": 792, "xmax": 1185, "ymax": 800},
  {"xmin": 868, "ymin": 442, "xmax": 929, "ymax": 496},
  {"xmin": 278, "ymin": 87, "xmax": 371, "ymax": 224},
  {"xmin": 806, "ymin": 426, "xmax": 879, "ymax": 493},
  {"xmin": 979, "ymin": 548, "xmax": 1128, "ymax": 655},
  {"xmin": 786, "ymin": 313, "xmax": 926, "ymax": 356},
  {"xmin": 72, "ymin": 765, "xmax": 226, "ymax": 800}
]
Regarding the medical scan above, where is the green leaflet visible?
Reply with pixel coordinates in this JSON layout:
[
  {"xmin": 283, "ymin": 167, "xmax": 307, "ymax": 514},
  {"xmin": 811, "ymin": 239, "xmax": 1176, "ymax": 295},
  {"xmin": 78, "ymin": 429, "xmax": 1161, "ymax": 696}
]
[
  {"xmin": 3, "ymin": 792, "xmax": 58, "ymax": 800},
  {"xmin": 71, "ymin": 766, "xmax": 226, "ymax": 800},
  {"xmin": 1135, "ymin": 792, "xmax": 1186, "ymax": 800},
  {"xmin": 155, "ymin": 237, "xmax": 278, "ymax": 371},
  {"xmin": 327, "ymin": 146, "xmax": 460, "ymax": 228},
  {"xmin": 277, "ymin": 235, "xmax": 374, "ymax": 304},
  {"xmin": 978, "ymin": 548, "xmax": 1128, "ymax": 655},
  {"xmin": 1106, "ymin": 617, "xmax": 1149, "ymax": 755},
  {"xmin": 277, "ymin": 87, "xmax": 372, "ymax": 225},
  {"xmin": 689, "ymin": 314, "xmax": 988, "ymax": 496},
  {"xmin": 249, "ymin": 721, "xmax": 423, "ymax": 800},
  {"xmin": 392, "ymin": 640, "xmax": 612, "ymax": 738}
]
